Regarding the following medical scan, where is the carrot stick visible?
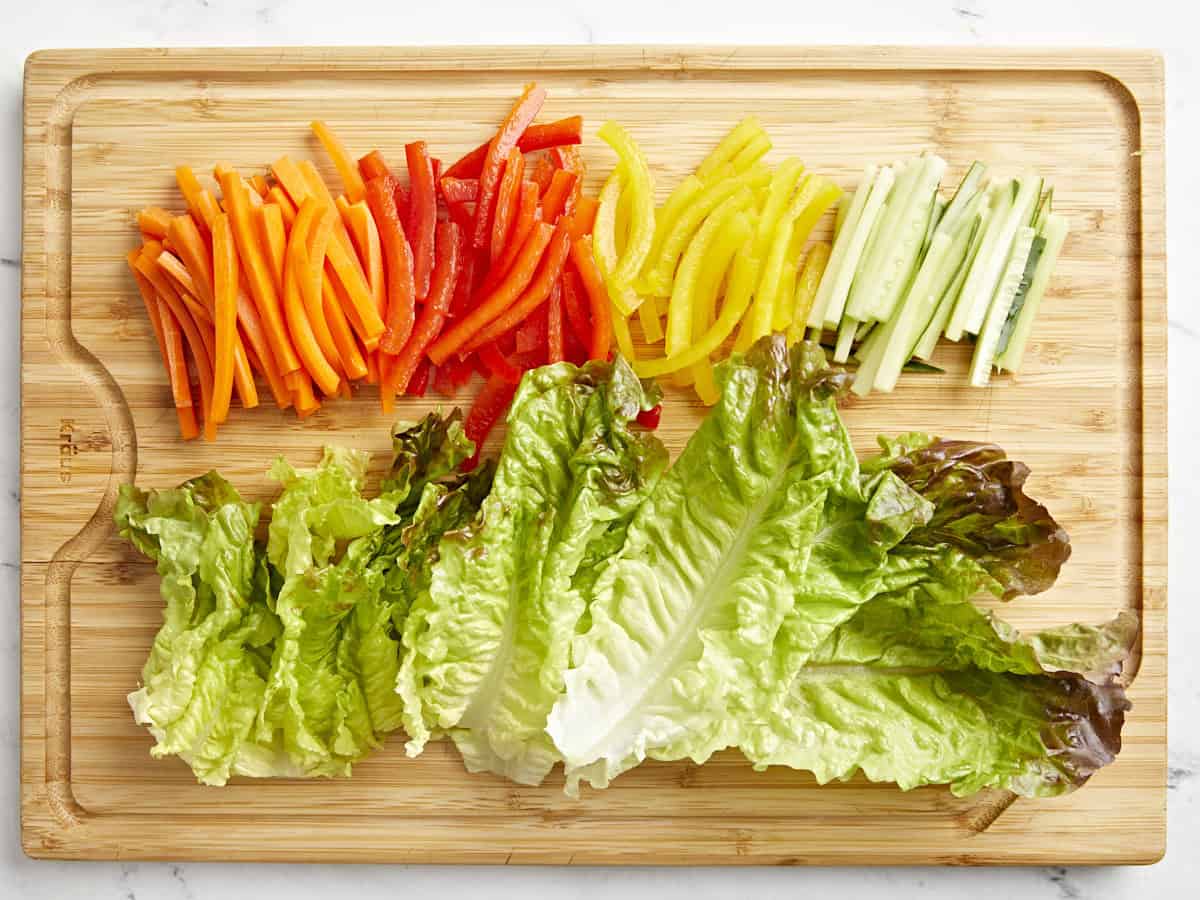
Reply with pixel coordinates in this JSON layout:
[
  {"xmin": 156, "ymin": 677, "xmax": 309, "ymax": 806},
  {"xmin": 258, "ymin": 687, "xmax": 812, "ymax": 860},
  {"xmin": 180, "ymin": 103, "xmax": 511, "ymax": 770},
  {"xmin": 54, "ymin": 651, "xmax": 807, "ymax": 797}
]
[
  {"xmin": 155, "ymin": 250, "xmax": 204, "ymax": 312},
  {"xmin": 365, "ymin": 350, "xmax": 380, "ymax": 384},
  {"xmin": 127, "ymin": 250, "xmax": 189, "ymax": 409},
  {"xmin": 237, "ymin": 291, "xmax": 291, "ymax": 409},
  {"xmin": 175, "ymin": 166, "xmax": 212, "ymax": 235},
  {"xmin": 137, "ymin": 207, "xmax": 172, "ymax": 240},
  {"xmin": 168, "ymin": 215, "xmax": 215, "ymax": 307},
  {"xmin": 324, "ymin": 273, "xmax": 369, "ymax": 381},
  {"xmin": 324, "ymin": 234, "xmax": 385, "ymax": 345},
  {"xmin": 427, "ymin": 222, "xmax": 554, "ymax": 365},
  {"xmin": 312, "ymin": 120, "xmax": 367, "ymax": 204},
  {"xmin": 196, "ymin": 190, "xmax": 223, "ymax": 232},
  {"xmin": 271, "ymin": 156, "xmax": 312, "ymax": 208},
  {"xmin": 291, "ymin": 369, "xmax": 320, "ymax": 417},
  {"xmin": 570, "ymin": 236, "xmax": 613, "ymax": 361},
  {"xmin": 267, "ymin": 186, "xmax": 298, "ymax": 228},
  {"xmin": 256, "ymin": 202, "xmax": 287, "ymax": 294},
  {"xmin": 219, "ymin": 169, "xmax": 301, "ymax": 375},
  {"xmin": 249, "ymin": 174, "xmax": 270, "ymax": 198},
  {"xmin": 283, "ymin": 200, "xmax": 342, "ymax": 396},
  {"xmin": 338, "ymin": 197, "xmax": 386, "ymax": 318},
  {"xmin": 210, "ymin": 212, "xmax": 241, "ymax": 424},
  {"xmin": 181, "ymin": 294, "xmax": 216, "ymax": 344},
  {"xmin": 301, "ymin": 205, "xmax": 344, "ymax": 378}
]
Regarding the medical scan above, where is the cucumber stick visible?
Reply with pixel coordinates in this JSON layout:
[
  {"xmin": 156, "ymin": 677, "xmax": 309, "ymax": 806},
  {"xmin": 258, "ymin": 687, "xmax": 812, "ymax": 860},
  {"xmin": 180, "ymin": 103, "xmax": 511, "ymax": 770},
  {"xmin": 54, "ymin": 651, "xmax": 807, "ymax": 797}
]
[
  {"xmin": 807, "ymin": 165, "xmax": 894, "ymax": 330},
  {"xmin": 995, "ymin": 213, "xmax": 1069, "ymax": 373},
  {"xmin": 946, "ymin": 175, "xmax": 1042, "ymax": 340},
  {"xmin": 968, "ymin": 225, "xmax": 1037, "ymax": 386},
  {"xmin": 833, "ymin": 189, "xmax": 854, "ymax": 240},
  {"xmin": 913, "ymin": 208, "xmax": 988, "ymax": 361},
  {"xmin": 833, "ymin": 315, "xmax": 858, "ymax": 362}
]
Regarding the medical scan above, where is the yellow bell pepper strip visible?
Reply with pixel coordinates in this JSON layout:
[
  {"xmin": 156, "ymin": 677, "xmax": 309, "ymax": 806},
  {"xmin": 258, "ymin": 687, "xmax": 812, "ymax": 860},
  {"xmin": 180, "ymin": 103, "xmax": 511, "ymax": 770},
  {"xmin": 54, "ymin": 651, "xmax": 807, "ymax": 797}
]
[
  {"xmin": 687, "ymin": 209, "xmax": 753, "ymax": 403},
  {"xmin": 592, "ymin": 166, "xmax": 642, "ymax": 317},
  {"xmin": 664, "ymin": 188, "xmax": 754, "ymax": 356},
  {"xmin": 730, "ymin": 131, "xmax": 772, "ymax": 173},
  {"xmin": 611, "ymin": 310, "xmax": 637, "ymax": 363},
  {"xmin": 753, "ymin": 158, "xmax": 805, "ymax": 259},
  {"xmin": 786, "ymin": 241, "xmax": 832, "ymax": 344},
  {"xmin": 637, "ymin": 301, "xmax": 664, "ymax": 344},
  {"xmin": 637, "ymin": 249, "xmax": 761, "ymax": 378},
  {"xmin": 691, "ymin": 360, "xmax": 720, "ymax": 405},
  {"xmin": 695, "ymin": 116, "xmax": 765, "ymax": 182},
  {"xmin": 771, "ymin": 220, "xmax": 813, "ymax": 332},
  {"xmin": 595, "ymin": 121, "xmax": 655, "ymax": 290},
  {"xmin": 637, "ymin": 174, "xmax": 704, "ymax": 294},
  {"xmin": 641, "ymin": 167, "xmax": 763, "ymax": 297}
]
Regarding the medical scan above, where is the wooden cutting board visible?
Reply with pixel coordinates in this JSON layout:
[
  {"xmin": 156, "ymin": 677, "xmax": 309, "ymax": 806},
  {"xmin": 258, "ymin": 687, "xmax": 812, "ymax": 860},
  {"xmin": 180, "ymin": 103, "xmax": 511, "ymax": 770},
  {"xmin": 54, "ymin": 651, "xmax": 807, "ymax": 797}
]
[{"xmin": 20, "ymin": 46, "xmax": 1166, "ymax": 865}]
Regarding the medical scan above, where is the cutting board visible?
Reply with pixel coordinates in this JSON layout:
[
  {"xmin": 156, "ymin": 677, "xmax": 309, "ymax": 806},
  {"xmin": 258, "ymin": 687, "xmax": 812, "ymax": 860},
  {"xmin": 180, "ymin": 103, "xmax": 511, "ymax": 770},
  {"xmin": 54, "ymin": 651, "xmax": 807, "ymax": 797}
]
[{"xmin": 20, "ymin": 46, "xmax": 1166, "ymax": 865}]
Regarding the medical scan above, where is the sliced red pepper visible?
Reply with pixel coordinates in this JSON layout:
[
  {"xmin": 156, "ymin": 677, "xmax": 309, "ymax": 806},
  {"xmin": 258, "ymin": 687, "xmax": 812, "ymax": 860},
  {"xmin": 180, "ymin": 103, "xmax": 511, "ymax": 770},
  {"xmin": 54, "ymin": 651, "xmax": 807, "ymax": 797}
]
[
  {"xmin": 440, "ymin": 177, "xmax": 479, "ymax": 204},
  {"xmin": 515, "ymin": 305, "xmax": 548, "ymax": 355},
  {"xmin": 560, "ymin": 266, "xmax": 594, "ymax": 349},
  {"xmin": 546, "ymin": 281, "xmax": 564, "ymax": 363},
  {"xmin": 490, "ymin": 148, "xmax": 525, "ymax": 264},
  {"xmin": 463, "ymin": 374, "xmax": 519, "ymax": 469},
  {"xmin": 444, "ymin": 115, "xmax": 584, "ymax": 180},
  {"xmin": 358, "ymin": 150, "xmax": 392, "ymax": 182},
  {"xmin": 569, "ymin": 236, "xmax": 613, "ymax": 361},
  {"xmin": 478, "ymin": 181, "xmax": 540, "ymax": 297},
  {"xmin": 636, "ymin": 404, "xmax": 663, "ymax": 430},
  {"xmin": 460, "ymin": 221, "xmax": 571, "ymax": 355},
  {"xmin": 563, "ymin": 321, "xmax": 589, "ymax": 365},
  {"xmin": 409, "ymin": 359, "xmax": 432, "ymax": 397},
  {"xmin": 540, "ymin": 170, "xmax": 579, "ymax": 223},
  {"xmin": 434, "ymin": 354, "xmax": 475, "ymax": 397},
  {"xmin": 382, "ymin": 220, "xmax": 461, "ymax": 404},
  {"xmin": 431, "ymin": 157, "xmax": 443, "ymax": 187},
  {"xmin": 405, "ymin": 141, "xmax": 436, "ymax": 299},
  {"xmin": 364, "ymin": 175, "xmax": 417, "ymax": 354},
  {"xmin": 472, "ymin": 83, "xmax": 547, "ymax": 250},
  {"xmin": 448, "ymin": 247, "xmax": 478, "ymax": 319},
  {"xmin": 478, "ymin": 341, "xmax": 525, "ymax": 385},
  {"xmin": 427, "ymin": 221, "xmax": 554, "ymax": 365},
  {"xmin": 550, "ymin": 144, "xmax": 586, "ymax": 178},
  {"xmin": 394, "ymin": 183, "xmax": 412, "ymax": 243},
  {"xmin": 530, "ymin": 155, "xmax": 555, "ymax": 196},
  {"xmin": 446, "ymin": 200, "xmax": 476, "ymax": 235},
  {"xmin": 569, "ymin": 195, "xmax": 599, "ymax": 240}
]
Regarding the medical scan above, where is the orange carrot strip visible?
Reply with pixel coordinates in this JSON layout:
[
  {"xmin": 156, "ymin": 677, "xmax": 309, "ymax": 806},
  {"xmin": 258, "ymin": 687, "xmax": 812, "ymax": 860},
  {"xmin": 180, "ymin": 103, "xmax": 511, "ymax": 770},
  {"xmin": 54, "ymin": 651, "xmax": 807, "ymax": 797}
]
[
  {"xmin": 220, "ymin": 170, "xmax": 301, "ymax": 375},
  {"xmin": 175, "ymin": 166, "xmax": 211, "ymax": 234},
  {"xmin": 271, "ymin": 155, "xmax": 312, "ymax": 208},
  {"xmin": 427, "ymin": 222, "xmax": 554, "ymax": 365},
  {"xmin": 155, "ymin": 250, "xmax": 204, "ymax": 312},
  {"xmin": 195, "ymin": 190, "xmax": 223, "ymax": 232},
  {"xmin": 267, "ymin": 186, "xmax": 298, "ymax": 228},
  {"xmin": 570, "ymin": 236, "xmax": 613, "ymax": 361},
  {"xmin": 338, "ymin": 197, "xmax": 386, "ymax": 317},
  {"xmin": 138, "ymin": 207, "xmax": 172, "ymax": 239},
  {"xmin": 256, "ymin": 202, "xmax": 287, "ymax": 294},
  {"xmin": 325, "ymin": 234, "xmax": 385, "ymax": 344},
  {"xmin": 284, "ymin": 200, "xmax": 342, "ymax": 396},
  {"xmin": 210, "ymin": 212, "xmax": 241, "ymax": 424},
  {"xmin": 168, "ymin": 215, "xmax": 215, "ymax": 307},
  {"xmin": 249, "ymin": 174, "xmax": 270, "ymax": 198},
  {"xmin": 312, "ymin": 120, "xmax": 367, "ymax": 204},
  {"xmin": 127, "ymin": 250, "xmax": 187, "ymax": 408},
  {"xmin": 237, "ymin": 292, "xmax": 291, "ymax": 409},
  {"xmin": 365, "ymin": 350, "xmax": 381, "ymax": 385},
  {"xmin": 301, "ymin": 205, "xmax": 343, "ymax": 377},
  {"xmin": 324, "ymin": 272, "xmax": 369, "ymax": 381},
  {"xmin": 291, "ymin": 369, "xmax": 320, "ymax": 416},
  {"xmin": 181, "ymin": 294, "xmax": 216, "ymax": 343}
]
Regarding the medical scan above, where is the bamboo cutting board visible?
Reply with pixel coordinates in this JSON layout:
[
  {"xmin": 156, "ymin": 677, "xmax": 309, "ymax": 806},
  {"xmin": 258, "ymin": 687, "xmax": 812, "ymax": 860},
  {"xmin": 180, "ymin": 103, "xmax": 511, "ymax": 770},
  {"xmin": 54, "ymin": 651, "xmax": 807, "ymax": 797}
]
[{"xmin": 21, "ymin": 46, "xmax": 1166, "ymax": 865}]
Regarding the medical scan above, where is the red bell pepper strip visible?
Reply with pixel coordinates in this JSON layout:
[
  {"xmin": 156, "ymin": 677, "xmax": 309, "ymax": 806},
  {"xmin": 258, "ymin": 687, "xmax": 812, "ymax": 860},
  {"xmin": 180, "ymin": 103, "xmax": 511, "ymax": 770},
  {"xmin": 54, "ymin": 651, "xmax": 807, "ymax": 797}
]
[
  {"xmin": 550, "ymin": 144, "xmax": 587, "ymax": 178},
  {"xmin": 569, "ymin": 236, "xmax": 613, "ymax": 361},
  {"xmin": 409, "ymin": 358, "xmax": 432, "ymax": 397},
  {"xmin": 463, "ymin": 374, "xmax": 519, "ymax": 469},
  {"xmin": 431, "ymin": 157, "xmax": 443, "ymax": 186},
  {"xmin": 471, "ymin": 83, "xmax": 547, "ymax": 250},
  {"xmin": 530, "ymin": 156, "xmax": 555, "ymax": 196},
  {"xmin": 358, "ymin": 150, "xmax": 392, "ymax": 182},
  {"xmin": 394, "ymin": 183, "xmax": 412, "ymax": 242},
  {"xmin": 560, "ymin": 266, "xmax": 594, "ymax": 349},
  {"xmin": 460, "ymin": 221, "xmax": 571, "ymax": 354},
  {"xmin": 440, "ymin": 177, "xmax": 479, "ymax": 204},
  {"xmin": 563, "ymin": 324, "xmax": 588, "ymax": 365},
  {"xmin": 433, "ymin": 353, "xmax": 473, "ymax": 397},
  {"xmin": 636, "ymin": 404, "xmax": 663, "ymax": 430},
  {"xmin": 516, "ymin": 305, "xmax": 548, "ymax": 355},
  {"xmin": 444, "ymin": 115, "xmax": 584, "ymax": 179},
  {"xmin": 381, "ymin": 221, "xmax": 461, "ymax": 405},
  {"xmin": 364, "ymin": 175, "xmax": 417, "ymax": 354},
  {"xmin": 546, "ymin": 281, "xmax": 565, "ymax": 363},
  {"xmin": 448, "ymin": 246, "xmax": 478, "ymax": 319},
  {"xmin": 478, "ymin": 181, "xmax": 540, "ymax": 296},
  {"xmin": 540, "ymin": 170, "xmax": 579, "ymax": 223},
  {"xmin": 405, "ymin": 141, "xmax": 436, "ymax": 299},
  {"xmin": 569, "ymin": 195, "xmax": 599, "ymax": 240},
  {"xmin": 490, "ymin": 148, "xmax": 525, "ymax": 264},
  {"xmin": 478, "ymin": 341, "xmax": 525, "ymax": 385},
  {"xmin": 427, "ymin": 221, "xmax": 554, "ymax": 365},
  {"xmin": 446, "ymin": 200, "xmax": 476, "ymax": 235}
]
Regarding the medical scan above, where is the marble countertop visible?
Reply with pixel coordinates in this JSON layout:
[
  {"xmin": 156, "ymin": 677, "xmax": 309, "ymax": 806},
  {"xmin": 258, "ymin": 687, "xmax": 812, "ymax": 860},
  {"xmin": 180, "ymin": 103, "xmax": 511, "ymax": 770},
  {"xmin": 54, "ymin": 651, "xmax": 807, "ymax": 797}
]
[{"xmin": 3, "ymin": 1, "xmax": 1194, "ymax": 897}]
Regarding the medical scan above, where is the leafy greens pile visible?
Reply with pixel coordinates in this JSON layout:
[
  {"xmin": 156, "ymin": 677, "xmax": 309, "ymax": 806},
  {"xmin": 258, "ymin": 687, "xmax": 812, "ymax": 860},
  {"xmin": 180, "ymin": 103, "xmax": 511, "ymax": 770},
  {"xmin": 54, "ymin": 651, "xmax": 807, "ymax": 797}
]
[{"xmin": 119, "ymin": 336, "xmax": 1136, "ymax": 797}]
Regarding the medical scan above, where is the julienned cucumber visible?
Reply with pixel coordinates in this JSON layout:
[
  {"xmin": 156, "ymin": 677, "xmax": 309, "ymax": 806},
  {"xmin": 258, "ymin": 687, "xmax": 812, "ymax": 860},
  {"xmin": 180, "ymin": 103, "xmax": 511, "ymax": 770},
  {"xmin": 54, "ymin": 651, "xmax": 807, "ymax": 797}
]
[
  {"xmin": 913, "ymin": 208, "xmax": 988, "ymax": 361},
  {"xmin": 968, "ymin": 225, "xmax": 1036, "ymax": 387},
  {"xmin": 994, "ymin": 214, "xmax": 1069, "ymax": 373}
]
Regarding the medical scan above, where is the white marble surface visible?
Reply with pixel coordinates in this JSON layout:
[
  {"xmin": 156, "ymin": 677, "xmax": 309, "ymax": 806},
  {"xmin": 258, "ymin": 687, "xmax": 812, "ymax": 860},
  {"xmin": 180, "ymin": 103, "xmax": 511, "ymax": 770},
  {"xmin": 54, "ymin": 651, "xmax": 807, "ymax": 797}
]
[{"xmin": 3, "ymin": 1, "xmax": 1195, "ymax": 896}]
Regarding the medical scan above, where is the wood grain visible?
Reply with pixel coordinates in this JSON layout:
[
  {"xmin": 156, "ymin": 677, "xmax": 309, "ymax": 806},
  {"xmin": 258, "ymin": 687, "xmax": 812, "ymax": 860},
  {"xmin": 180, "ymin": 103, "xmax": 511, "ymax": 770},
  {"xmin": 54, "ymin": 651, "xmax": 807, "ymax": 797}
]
[{"xmin": 21, "ymin": 46, "xmax": 1166, "ymax": 864}]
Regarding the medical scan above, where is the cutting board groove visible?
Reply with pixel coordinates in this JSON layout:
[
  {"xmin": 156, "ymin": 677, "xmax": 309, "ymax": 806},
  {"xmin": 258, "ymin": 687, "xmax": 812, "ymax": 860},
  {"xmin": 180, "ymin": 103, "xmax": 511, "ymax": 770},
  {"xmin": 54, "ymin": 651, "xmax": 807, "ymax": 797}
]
[{"xmin": 21, "ymin": 46, "xmax": 1166, "ymax": 864}]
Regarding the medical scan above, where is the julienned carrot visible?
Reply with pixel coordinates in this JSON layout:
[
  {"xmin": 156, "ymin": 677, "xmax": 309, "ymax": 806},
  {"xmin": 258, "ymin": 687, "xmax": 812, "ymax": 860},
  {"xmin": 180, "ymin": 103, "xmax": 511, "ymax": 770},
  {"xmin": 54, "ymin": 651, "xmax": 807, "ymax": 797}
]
[
  {"xmin": 427, "ymin": 221, "xmax": 554, "ymax": 365},
  {"xmin": 175, "ymin": 166, "xmax": 211, "ymax": 234},
  {"xmin": 291, "ymin": 368, "xmax": 320, "ymax": 416},
  {"xmin": 138, "ymin": 207, "xmax": 172, "ymax": 239},
  {"xmin": 365, "ymin": 349, "xmax": 380, "ymax": 384},
  {"xmin": 569, "ymin": 236, "xmax": 613, "ymax": 361},
  {"xmin": 540, "ymin": 170, "xmax": 578, "ymax": 223},
  {"xmin": 220, "ymin": 170, "xmax": 301, "ymax": 375},
  {"xmin": 249, "ymin": 175, "xmax": 270, "ymax": 198},
  {"xmin": 546, "ymin": 281, "xmax": 564, "ymax": 363},
  {"xmin": 271, "ymin": 155, "xmax": 311, "ymax": 209},
  {"xmin": 237, "ymin": 290, "xmax": 291, "ymax": 409},
  {"xmin": 210, "ymin": 212, "xmax": 240, "ymax": 425},
  {"xmin": 323, "ymin": 272, "xmax": 369, "ymax": 381},
  {"xmin": 479, "ymin": 181, "xmax": 540, "ymax": 295},
  {"xmin": 311, "ymin": 120, "xmax": 367, "ymax": 203},
  {"xmin": 406, "ymin": 141, "xmax": 437, "ymax": 299},
  {"xmin": 358, "ymin": 149, "xmax": 391, "ymax": 182},
  {"xmin": 490, "ymin": 148, "xmax": 525, "ymax": 264},
  {"xmin": 301, "ymin": 205, "xmax": 344, "ymax": 379},
  {"xmin": 365, "ymin": 175, "xmax": 417, "ymax": 354},
  {"xmin": 297, "ymin": 159, "xmax": 372, "ymax": 285},
  {"xmin": 444, "ymin": 115, "xmax": 585, "ymax": 179},
  {"xmin": 382, "ymin": 221, "xmax": 461, "ymax": 405},
  {"xmin": 471, "ymin": 83, "xmax": 547, "ymax": 250},
  {"xmin": 267, "ymin": 186, "xmax": 298, "ymax": 228},
  {"xmin": 462, "ymin": 220, "xmax": 572, "ymax": 353},
  {"xmin": 157, "ymin": 300, "xmax": 200, "ymax": 439},
  {"xmin": 283, "ymin": 201, "xmax": 341, "ymax": 396},
  {"xmin": 168, "ymin": 215, "xmax": 215, "ymax": 307},
  {"xmin": 325, "ymin": 229, "xmax": 386, "ymax": 346},
  {"xmin": 127, "ymin": 250, "xmax": 190, "ymax": 410},
  {"xmin": 338, "ymin": 197, "xmax": 386, "ymax": 317},
  {"xmin": 155, "ymin": 250, "xmax": 203, "ymax": 306},
  {"xmin": 256, "ymin": 202, "xmax": 287, "ymax": 294}
]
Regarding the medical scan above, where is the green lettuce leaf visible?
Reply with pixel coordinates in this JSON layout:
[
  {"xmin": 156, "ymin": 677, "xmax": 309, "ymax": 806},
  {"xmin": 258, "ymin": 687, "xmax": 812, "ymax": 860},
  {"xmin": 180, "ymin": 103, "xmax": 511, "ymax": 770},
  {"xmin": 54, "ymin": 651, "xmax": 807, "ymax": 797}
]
[{"xmin": 398, "ymin": 359, "xmax": 667, "ymax": 785}]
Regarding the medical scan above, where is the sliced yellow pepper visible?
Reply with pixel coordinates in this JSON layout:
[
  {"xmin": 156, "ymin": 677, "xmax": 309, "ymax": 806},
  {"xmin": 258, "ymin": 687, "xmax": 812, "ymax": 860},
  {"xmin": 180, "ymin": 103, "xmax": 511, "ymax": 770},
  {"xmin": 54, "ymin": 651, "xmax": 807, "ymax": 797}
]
[
  {"xmin": 638, "ymin": 301, "xmax": 664, "ymax": 344},
  {"xmin": 771, "ymin": 216, "xmax": 814, "ymax": 332},
  {"xmin": 612, "ymin": 309, "xmax": 637, "ymax": 363},
  {"xmin": 753, "ymin": 158, "xmax": 805, "ymax": 259},
  {"xmin": 696, "ymin": 116, "xmax": 764, "ymax": 182},
  {"xmin": 593, "ymin": 166, "xmax": 642, "ymax": 317},
  {"xmin": 639, "ymin": 174, "xmax": 704, "ymax": 293},
  {"xmin": 637, "ymin": 249, "xmax": 761, "ymax": 378},
  {"xmin": 664, "ymin": 189, "xmax": 754, "ymax": 356},
  {"xmin": 786, "ymin": 241, "xmax": 832, "ymax": 344},
  {"xmin": 690, "ymin": 360, "xmax": 721, "ymax": 405},
  {"xmin": 730, "ymin": 132, "xmax": 772, "ymax": 173},
  {"xmin": 596, "ymin": 121, "xmax": 655, "ymax": 289}
]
